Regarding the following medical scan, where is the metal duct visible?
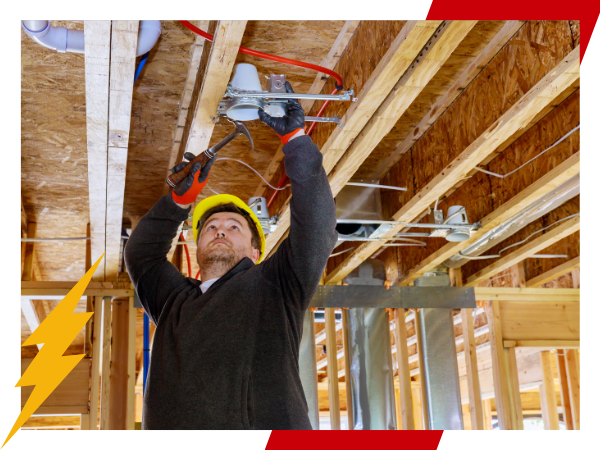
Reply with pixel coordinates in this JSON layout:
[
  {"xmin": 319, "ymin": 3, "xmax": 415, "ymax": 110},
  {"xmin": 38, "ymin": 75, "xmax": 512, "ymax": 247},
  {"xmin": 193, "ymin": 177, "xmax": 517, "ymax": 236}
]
[
  {"xmin": 343, "ymin": 261, "xmax": 397, "ymax": 430},
  {"xmin": 298, "ymin": 310, "xmax": 319, "ymax": 429},
  {"xmin": 334, "ymin": 184, "xmax": 395, "ymax": 243},
  {"xmin": 445, "ymin": 175, "xmax": 579, "ymax": 267},
  {"xmin": 415, "ymin": 269, "xmax": 464, "ymax": 430}
]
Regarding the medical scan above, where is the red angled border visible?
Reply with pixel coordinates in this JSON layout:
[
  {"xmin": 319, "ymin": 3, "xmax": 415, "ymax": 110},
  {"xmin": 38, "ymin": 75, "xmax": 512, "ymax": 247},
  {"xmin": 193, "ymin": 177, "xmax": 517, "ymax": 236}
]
[{"xmin": 427, "ymin": 0, "xmax": 599, "ymax": 61}]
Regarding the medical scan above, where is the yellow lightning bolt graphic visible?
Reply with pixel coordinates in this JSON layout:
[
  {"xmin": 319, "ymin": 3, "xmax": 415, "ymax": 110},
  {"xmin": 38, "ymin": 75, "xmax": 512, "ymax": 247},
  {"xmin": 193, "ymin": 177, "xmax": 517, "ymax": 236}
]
[{"xmin": 3, "ymin": 253, "xmax": 104, "ymax": 447}]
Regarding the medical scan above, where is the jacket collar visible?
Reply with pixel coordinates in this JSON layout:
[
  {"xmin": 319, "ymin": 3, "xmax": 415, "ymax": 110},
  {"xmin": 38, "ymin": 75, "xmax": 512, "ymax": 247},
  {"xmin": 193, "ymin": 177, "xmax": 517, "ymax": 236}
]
[{"xmin": 200, "ymin": 257, "xmax": 254, "ymax": 294}]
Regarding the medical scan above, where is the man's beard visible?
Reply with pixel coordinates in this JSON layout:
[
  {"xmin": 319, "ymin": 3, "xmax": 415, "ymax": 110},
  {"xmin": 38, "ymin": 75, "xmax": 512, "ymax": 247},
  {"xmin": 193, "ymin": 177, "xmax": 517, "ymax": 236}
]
[{"xmin": 198, "ymin": 240, "xmax": 242, "ymax": 275}]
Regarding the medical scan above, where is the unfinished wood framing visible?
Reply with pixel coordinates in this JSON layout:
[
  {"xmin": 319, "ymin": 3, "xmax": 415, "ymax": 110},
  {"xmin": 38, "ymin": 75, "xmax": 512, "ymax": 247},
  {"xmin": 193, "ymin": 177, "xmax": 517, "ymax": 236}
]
[
  {"xmin": 324, "ymin": 308, "xmax": 341, "ymax": 429},
  {"xmin": 89, "ymin": 297, "xmax": 102, "ymax": 430},
  {"xmin": 539, "ymin": 351, "xmax": 560, "ymax": 430},
  {"xmin": 400, "ymin": 152, "xmax": 580, "ymax": 285},
  {"xmin": 327, "ymin": 46, "xmax": 580, "ymax": 284},
  {"xmin": 556, "ymin": 352, "xmax": 574, "ymax": 430},
  {"xmin": 265, "ymin": 21, "xmax": 445, "ymax": 255},
  {"xmin": 461, "ymin": 307, "xmax": 484, "ymax": 429},
  {"xmin": 393, "ymin": 308, "xmax": 414, "ymax": 430},
  {"xmin": 100, "ymin": 298, "xmax": 111, "ymax": 430},
  {"xmin": 564, "ymin": 349, "xmax": 580, "ymax": 429},
  {"xmin": 253, "ymin": 20, "xmax": 360, "ymax": 199},
  {"xmin": 370, "ymin": 20, "xmax": 524, "ymax": 180},
  {"xmin": 526, "ymin": 256, "xmax": 580, "ymax": 287},
  {"xmin": 466, "ymin": 215, "xmax": 580, "ymax": 286}
]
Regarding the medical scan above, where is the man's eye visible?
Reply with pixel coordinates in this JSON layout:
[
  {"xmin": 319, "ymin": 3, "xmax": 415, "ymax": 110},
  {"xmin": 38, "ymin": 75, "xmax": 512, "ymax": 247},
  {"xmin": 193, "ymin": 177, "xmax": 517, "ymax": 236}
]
[
  {"xmin": 231, "ymin": 225, "xmax": 239, "ymax": 230},
  {"xmin": 208, "ymin": 225, "xmax": 216, "ymax": 230}
]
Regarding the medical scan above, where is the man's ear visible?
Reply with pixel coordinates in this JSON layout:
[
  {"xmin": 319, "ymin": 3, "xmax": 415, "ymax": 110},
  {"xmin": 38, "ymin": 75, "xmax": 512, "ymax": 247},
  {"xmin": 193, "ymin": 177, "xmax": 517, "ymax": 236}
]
[{"xmin": 251, "ymin": 248, "xmax": 260, "ymax": 263}]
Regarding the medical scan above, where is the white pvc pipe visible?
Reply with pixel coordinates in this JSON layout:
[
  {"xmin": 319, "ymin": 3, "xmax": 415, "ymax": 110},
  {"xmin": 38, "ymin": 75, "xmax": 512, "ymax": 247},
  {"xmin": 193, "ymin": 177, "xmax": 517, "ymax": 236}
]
[{"xmin": 22, "ymin": 20, "xmax": 161, "ymax": 57}]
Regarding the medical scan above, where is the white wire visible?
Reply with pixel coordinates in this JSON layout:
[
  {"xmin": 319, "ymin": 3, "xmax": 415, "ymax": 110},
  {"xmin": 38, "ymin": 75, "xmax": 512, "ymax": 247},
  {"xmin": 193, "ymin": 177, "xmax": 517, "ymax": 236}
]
[
  {"xmin": 474, "ymin": 125, "xmax": 580, "ymax": 179},
  {"xmin": 486, "ymin": 273, "xmax": 511, "ymax": 287},
  {"xmin": 329, "ymin": 247, "xmax": 355, "ymax": 258},
  {"xmin": 459, "ymin": 213, "xmax": 580, "ymax": 260},
  {"xmin": 215, "ymin": 157, "xmax": 291, "ymax": 191},
  {"xmin": 498, "ymin": 213, "xmax": 580, "ymax": 254}
]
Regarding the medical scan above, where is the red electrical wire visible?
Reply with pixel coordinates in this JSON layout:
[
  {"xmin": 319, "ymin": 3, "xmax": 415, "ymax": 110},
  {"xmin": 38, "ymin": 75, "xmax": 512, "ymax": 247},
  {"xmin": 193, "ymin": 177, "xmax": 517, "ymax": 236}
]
[
  {"xmin": 178, "ymin": 21, "xmax": 344, "ymax": 88},
  {"xmin": 179, "ymin": 233, "xmax": 192, "ymax": 279}
]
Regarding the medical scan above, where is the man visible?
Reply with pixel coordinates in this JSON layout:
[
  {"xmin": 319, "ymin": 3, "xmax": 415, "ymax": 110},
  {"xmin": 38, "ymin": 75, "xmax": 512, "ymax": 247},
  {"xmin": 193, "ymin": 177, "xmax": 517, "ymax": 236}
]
[{"xmin": 124, "ymin": 83, "xmax": 337, "ymax": 430}]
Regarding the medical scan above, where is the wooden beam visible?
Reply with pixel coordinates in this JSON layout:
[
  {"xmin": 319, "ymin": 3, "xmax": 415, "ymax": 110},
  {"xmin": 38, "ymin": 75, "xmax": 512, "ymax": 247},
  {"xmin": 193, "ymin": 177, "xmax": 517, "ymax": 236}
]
[
  {"xmin": 466, "ymin": 215, "xmax": 580, "ymax": 286},
  {"xmin": 180, "ymin": 21, "xmax": 246, "ymax": 158},
  {"xmin": 571, "ymin": 267, "xmax": 580, "ymax": 288},
  {"xmin": 505, "ymin": 347, "xmax": 524, "ymax": 429},
  {"xmin": 393, "ymin": 308, "xmax": 414, "ymax": 430},
  {"xmin": 22, "ymin": 222, "xmax": 37, "ymax": 282},
  {"xmin": 396, "ymin": 137, "xmax": 580, "ymax": 286},
  {"xmin": 327, "ymin": 46, "xmax": 580, "ymax": 284},
  {"xmin": 485, "ymin": 300, "xmax": 514, "ymax": 429},
  {"xmin": 327, "ymin": 21, "xmax": 477, "ymax": 200},
  {"xmin": 526, "ymin": 256, "xmax": 580, "ymax": 287},
  {"xmin": 100, "ymin": 298, "xmax": 111, "ymax": 430},
  {"xmin": 84, "ymin": 20, "xmax": 112, "ymax": 281},
  {"xmin": 324, "ymin": 308, "xmax": 341, "ymax": 430},
  {"xmin": 341, "ymin": 309, "xmax": 354, "ymax": 430},
  {"xmin": 162, "ymin": 21, "xmax": 246, "ymax": 261},
  {"xmin": 126, "ymin": 297, "xmax": 136, "ymax": 430},
  {"xmin": 370, "ymin": 20, "xmax": 524, "ymax": 181},
  {"xmin": 461, "ymin": 307, "xmax": 484, "ymax": 429},
  {"xmin": 564, "ymin": 349, "xmax": 580, "ymax": 429},
  {"xmin": 503, "ymin": 340, "xmax": 579, "ymax": 349},
  {"xmin": 483, "ymin": 399, "xmax": 494, "ymax": 430},
  {"xmin": 162, "ymin": 21, "xmax": 212, "ymax": 197},
  {"xmin": 22, "ymin": 281, "xmax": 134, "ymax": 299},
  {"xmin": 539, "ymin": 351, "xmax": 560, "ymax": 430},
  {"xmin": 253, "ymin": 20, "xmax": 361, "ymax": 199},
  {"xmin": 105, "ymin": 21, "xmax": 139, "ymax": 281},
  {"xmin": 264, "ymin": 21, "xmax": 444, "ymax": 255},
  {"xmin": 510, "ymin": 262, "xmax": 527, "ymax": 288},
  {"xmin": 474, "ymin": 287, "xmax": 579, "ymax": 302},
  {"xmin": 556, "ymin": 351, "xmax": 574, "ymax": 430},
  {"xmin": 20, "ymin": 299, "xmax": 45, "ymax": 351},
  {"xmin": 109, "ymin": 298, "xmax": 130, "ymax": 429},
  {"xmin": 89, "ymin": 297, "xmax": 102, "ymax": 430},
  {"xmin": 315, "ymin": 322, "xmax": 343, "ymax": 345}
]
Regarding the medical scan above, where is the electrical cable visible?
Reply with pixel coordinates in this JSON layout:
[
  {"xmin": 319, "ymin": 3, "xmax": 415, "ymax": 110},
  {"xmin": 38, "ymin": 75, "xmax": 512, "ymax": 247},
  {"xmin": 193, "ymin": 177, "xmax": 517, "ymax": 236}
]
[
  {"xmin": 474, "ymin": 125, "xmax": 580, "ymax": 179},
  {"xmin": 497, "ymin": 213, "xmax": 580, "ymax": 254},
  {"xmin": 216, "ymin": 157, "xmax": 290, "ymax": 191},
  {"xmin": 329, "ymin": 247, "xmax": 355, "ymax": 258},
  {"xmin": 459, "ymin": 213, "xmax": 580, "ymax": 261}
]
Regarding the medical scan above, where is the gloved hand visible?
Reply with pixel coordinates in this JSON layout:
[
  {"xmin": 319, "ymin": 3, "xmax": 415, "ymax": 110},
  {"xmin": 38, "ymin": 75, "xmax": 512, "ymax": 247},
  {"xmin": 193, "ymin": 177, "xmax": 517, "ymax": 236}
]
[
  {"xmin": 258, "ymin": 81, "xmax": 305, "ymax": 145},
  {"xmin": 171, "ymin": 152, "xmax": 216, "ymax": 206}
]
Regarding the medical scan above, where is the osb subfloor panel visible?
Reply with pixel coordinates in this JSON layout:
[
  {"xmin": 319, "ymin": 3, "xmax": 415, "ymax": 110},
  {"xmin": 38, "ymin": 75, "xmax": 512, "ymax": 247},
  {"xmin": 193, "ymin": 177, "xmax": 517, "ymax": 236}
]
[{"xmin": 21, "ymin": 21, "xmax": 88, "ymax": 282}]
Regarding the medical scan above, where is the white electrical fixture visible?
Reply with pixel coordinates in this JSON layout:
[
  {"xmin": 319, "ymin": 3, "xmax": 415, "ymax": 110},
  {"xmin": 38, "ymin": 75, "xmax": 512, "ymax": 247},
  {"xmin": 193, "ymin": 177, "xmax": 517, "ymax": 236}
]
[
  {"xmin": 218, "ymin": 63, "xmax": 355, "ymax": 123},
  {"xmin": 226, "ymin": 64, "xmax": 263, "ymax": 121},
  {"xmin": 445, "ymin": 206, "xmax": 471, "ymax": 242},
  {"xmin": 248, "ymin": 196, "xmax": 278, "ymax": 235}
]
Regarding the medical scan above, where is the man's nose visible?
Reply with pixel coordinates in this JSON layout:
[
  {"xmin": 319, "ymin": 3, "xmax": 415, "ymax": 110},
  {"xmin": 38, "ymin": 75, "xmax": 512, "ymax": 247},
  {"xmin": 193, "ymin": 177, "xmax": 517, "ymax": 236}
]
[{"xmin": 215, "ymin": 227, "xmax": 226, "ymax": 238}]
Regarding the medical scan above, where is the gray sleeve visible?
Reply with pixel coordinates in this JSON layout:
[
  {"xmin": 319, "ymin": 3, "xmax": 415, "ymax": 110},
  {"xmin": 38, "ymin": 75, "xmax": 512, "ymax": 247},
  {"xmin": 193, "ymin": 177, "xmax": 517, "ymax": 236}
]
[
  {"xmin": 124, "ymin": 194, "xmax": 190, "ymax": 323},
  {"xmin": 259, "ymin": 135, "xmax": 338, "ymax": 311}
]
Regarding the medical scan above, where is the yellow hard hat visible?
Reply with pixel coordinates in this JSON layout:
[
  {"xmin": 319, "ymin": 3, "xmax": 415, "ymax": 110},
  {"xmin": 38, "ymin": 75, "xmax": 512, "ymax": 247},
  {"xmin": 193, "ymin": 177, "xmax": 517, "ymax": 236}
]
[{"xmin": 192, "ymin": 194, "xmax": 266, "ymax": 263}]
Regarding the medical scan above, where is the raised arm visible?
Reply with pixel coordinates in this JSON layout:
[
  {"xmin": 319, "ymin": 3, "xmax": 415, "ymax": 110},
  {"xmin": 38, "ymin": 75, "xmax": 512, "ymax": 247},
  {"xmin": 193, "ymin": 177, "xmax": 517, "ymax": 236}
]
[
  {"xmin": 124, "ymin": 154, "xmax": 215, "ymax": 323},
  {"xmin": 258, "ymin": 83, "xmax": 338, "ymax": 310}
]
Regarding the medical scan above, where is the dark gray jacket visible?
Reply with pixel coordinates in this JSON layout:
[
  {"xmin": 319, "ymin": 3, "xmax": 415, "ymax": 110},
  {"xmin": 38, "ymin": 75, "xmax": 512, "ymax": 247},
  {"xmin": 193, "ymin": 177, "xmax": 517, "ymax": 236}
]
[{"xmin": 124, "ymin": 135, "xmax": 337, "ymax": 430}]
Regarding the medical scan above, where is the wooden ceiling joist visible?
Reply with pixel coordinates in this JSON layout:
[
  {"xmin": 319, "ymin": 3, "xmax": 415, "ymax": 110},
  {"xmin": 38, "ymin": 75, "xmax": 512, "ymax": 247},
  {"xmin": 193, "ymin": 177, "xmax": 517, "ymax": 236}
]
[
  {"xmin": 325, "ymin": 46, "xmax": 580, "ymax": 284},
  {"xmin": 264, "ymin": 20, "xmax": 445, "ymax": 255},
  {"xmin": 85, "ymin": 21, "xmax": 139, "ymax": 281},
  {"xmin": 466, "ymin": 215, "xmax": 580, "ymax": 286},
  {"xmin": 252, "ymin": 20, "xmax": 360, "ymax": 199},
  {"xmin": 162, "ymin": 21, "xmax": 246, "ymax": 259},
  {"xmin": 369, "ymin": 20, "xmax": 525, "ymax": 181},
  {"xmin": 399, "ymin": 152, "xmax": 580, "ymax": 286},
  {"xmin": 526, "ymin": 256, "xmax": 580, "ymax": 288}
]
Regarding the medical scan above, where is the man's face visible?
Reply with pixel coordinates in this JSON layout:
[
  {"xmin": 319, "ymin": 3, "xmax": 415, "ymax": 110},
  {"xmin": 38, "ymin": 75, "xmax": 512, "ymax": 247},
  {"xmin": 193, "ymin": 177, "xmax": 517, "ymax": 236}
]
[{"xmin": 197, "ymin": 212, "xmax": 260, "ymax": 272}]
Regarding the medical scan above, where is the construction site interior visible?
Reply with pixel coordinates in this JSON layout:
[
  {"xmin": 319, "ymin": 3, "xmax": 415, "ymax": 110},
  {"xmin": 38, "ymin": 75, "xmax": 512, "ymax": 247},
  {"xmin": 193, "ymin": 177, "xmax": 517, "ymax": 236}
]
[{"xmin": 20, "ymin": 20, "xmax": 581, "ymax": 431}]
